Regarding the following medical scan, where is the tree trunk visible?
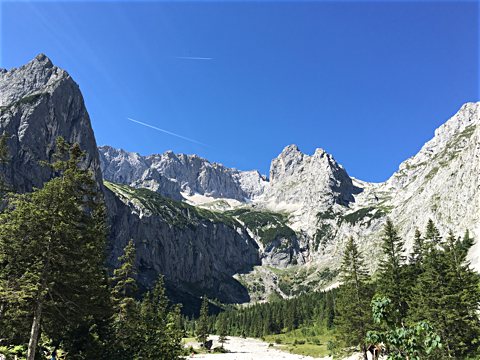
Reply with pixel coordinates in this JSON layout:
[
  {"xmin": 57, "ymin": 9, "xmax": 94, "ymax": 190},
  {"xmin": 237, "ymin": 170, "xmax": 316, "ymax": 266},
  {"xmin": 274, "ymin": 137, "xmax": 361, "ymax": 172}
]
[
  {"xmin": 27, "ymin": 299, "xmax": 43, "ymax": 360},
  {"xmin": 0, "ymin": 301, "xmax": 5, "ymax": 321},
  {"xmin": 362, "ymin": 344, "xmax": 368, "ymax": 360}
]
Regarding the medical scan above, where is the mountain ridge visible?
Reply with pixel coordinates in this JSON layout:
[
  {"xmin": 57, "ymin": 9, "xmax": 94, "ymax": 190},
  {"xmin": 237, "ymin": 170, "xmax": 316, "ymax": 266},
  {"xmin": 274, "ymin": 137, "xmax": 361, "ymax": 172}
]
[{"xmin": 2, "ymin": 54, "xmax": 480, "ymax": 306}]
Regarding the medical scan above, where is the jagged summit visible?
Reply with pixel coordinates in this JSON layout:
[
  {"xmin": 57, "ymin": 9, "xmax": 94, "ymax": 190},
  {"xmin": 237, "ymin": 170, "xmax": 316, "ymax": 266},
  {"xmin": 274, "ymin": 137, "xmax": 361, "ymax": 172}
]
[
  {"xmin": 267, "ymin": 143, "xmax": 357, "ymax": 205},
  {"xmin": 0, "ymin": 54, "xmax": 69, "ymax": 108},
  {"xmin": 98, "ymin": 145, "xmax": 268, "ymax": 202},
  {"xmin": 0, "ymin": 54, "xmax": 101, "ymax": 192}
]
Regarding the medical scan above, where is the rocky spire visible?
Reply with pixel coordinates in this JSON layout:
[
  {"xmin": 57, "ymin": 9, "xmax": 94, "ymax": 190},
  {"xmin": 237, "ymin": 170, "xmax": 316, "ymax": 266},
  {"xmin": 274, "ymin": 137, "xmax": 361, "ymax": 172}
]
[{"xmin": 0, "ymin": 54, "xmax": 102, "ymax": 192}]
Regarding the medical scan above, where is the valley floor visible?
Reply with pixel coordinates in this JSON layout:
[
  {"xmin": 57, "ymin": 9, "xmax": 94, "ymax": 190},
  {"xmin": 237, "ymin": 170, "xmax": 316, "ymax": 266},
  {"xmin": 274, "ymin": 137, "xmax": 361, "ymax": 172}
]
[{"xmin": 184, "ymin": 335, "xmax": 328, "ymax": 360}]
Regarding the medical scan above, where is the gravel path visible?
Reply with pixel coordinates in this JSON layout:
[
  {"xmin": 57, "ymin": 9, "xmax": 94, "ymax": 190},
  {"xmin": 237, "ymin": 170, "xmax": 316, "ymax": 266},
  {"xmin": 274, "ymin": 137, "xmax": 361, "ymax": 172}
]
[{"xmin": 185, "ymin": 335, "xmax": 329, "ymax": 360}]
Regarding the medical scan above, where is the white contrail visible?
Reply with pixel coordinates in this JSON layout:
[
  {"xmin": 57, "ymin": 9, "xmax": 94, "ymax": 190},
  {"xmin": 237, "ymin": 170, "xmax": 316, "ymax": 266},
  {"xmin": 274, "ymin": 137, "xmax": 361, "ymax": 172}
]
[
  {"xmin": 127, "ymin": 118, "xmax": 208, "ymax": 146},
  {"xmin": 175, "ymin": 56, "xmax": 213, "ymax": 60}
]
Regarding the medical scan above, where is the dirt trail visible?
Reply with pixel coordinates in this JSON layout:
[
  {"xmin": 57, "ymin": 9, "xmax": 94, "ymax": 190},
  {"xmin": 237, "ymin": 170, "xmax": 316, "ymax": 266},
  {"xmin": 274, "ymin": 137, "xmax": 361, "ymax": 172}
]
[{"xmin": 185, "ymin": 335, "xmax": 329, "ymax": 360}]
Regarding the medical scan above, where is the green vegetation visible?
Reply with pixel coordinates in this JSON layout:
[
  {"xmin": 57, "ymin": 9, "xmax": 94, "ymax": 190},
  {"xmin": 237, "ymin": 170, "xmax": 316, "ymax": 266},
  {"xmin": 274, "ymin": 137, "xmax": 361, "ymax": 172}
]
[
  {"xmin": 196, "ymin": 296, "xmax": 210, "ymax": 346},
  {"xmin": 341, "ymin": 206, "xmax": 386, "ymax": 226},
  {"xmin": 210, "ymin": 290, "xmax": 337, "ymax": 338},
  {"xmin": 211, "ymin": 219, "xmax": 480, "ymax": 360},
  {"xmin": 335, "ymin": 237, "xmax": 373, "ymax": 358},
  {"xmin": 316, "ymin": 207, "xmax": 337, "ymax": 221},
  {"xmin": 263, "ymin": 327, "xmax": 334, "ymax": 357},
  {"xmin": 105, "ymin": 181, "xmax": 239, "ymax": 229},
  {"xmin": 225, "ymin": 208, "xmax": 296, "ymax": 247},
  {"xmin": 0, "ymin": 93, "xmax": 44, "ymax": 113},
  {"xmin": 0, "ymin": 139, "xmax": 184, "ymax": 359},
  {"xmin": 449, "ymin": 124, "xmax": 476, "ymax": 149},
  {"xmin": 424, "ymin": 166, "xmax": 439, "ymax": 181},
  {"xmin": 314, "ymin": 223, "xmax": 333, "ymax": 250},
  {"xmin": 0, "ymin": 138, "xmax": 111, "ymax": 360}
]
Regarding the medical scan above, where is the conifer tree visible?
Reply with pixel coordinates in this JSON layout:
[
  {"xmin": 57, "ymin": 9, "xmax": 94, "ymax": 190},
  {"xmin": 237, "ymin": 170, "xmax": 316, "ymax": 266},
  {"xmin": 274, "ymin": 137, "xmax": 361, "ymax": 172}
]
[
  {"xmin": 197, "ymin": 296, "xmax": 210, "ymax": 347},
  {"xmin": 409, "ymin": 229, "xmax": 425, "ymax": 265},
  {"xmin": 217, "ymin": 314, "xmax": 228, "ymax": 348},
  {"xmin": 376, "ymin": 218, "xmax": 407, "ymax": 325},
  {"xmin": 138, "ymin": 275, "xmax": 183, "ymax": 359},
  {"xmin": 410, "ymin": 227, "xmax": 480, "ymax": 358},
  {"xmin": 424, "ymin": 219, "xmax": 441, "ymax": 248},
  {"xmin": 0, "ymin": 138, "xmax": 110, "ymax": 359},
  {"xmin": 110, "ymin": 240, "xmax": 140, "ymax": 358},
  {"xmin": 335, "ymin": 237, "xmax": 373, "ymax": 359}
]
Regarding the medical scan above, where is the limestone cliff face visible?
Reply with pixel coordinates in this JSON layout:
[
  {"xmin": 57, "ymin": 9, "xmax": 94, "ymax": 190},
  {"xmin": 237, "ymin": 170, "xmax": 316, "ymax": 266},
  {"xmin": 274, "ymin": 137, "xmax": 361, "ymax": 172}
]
[
  {"xmin": 0, "ymin": 54, "xmax": 102, "ymax": 191},
  {"xmin": 384, "ymin": 102, "xmax": 480, "ymax": 268},
  {"xmin": 99, "ymin": 145, "xmax": 268, "ymax": 202},
  {"xmin": 100, "ymin": 102, "xmax": 480, "ymax": 277},
  {"xmin": 104, "ymin": 183, "xmax": 260, "ymax": 304}
]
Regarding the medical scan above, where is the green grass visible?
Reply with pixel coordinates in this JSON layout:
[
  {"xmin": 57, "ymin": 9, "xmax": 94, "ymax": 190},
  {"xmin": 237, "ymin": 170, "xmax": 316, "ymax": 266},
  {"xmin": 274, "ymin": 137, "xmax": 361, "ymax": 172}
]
[
  {"xmin": 263, "ymin": 327, "xmax": 335, "ymax": 358},
  {"xmin": 0, "ymin": 93, "xmax": 44, "ymax": 113},
  {"xmin": 224, "ymin": 208, "xmax": 296, "ymax": 247},
  {"xmin": 424, "ymin": 166, "xmax": 439, "ymax": 181},
  {"xmin": 341, "ymin": 206, "xmax": 386, "ymax": 226}
]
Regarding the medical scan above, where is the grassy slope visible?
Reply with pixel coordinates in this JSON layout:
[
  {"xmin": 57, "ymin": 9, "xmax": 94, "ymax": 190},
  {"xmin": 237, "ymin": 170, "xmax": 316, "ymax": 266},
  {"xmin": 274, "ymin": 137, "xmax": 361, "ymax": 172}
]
[{"xmin": 263, "ymin": 327, "xmax": 335, "ymax": 358}]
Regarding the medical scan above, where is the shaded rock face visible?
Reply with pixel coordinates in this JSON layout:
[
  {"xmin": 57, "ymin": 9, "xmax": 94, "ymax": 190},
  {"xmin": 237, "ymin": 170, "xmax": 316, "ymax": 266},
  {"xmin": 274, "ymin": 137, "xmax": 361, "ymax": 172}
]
[
  {"xmin": 104, "ymin": 188, "xmax": 259, "ymax": 304},
  {"xmin": 0, "ymin": 54, "xmax": 102, "ymax": 191},
  {"xmin": 99, "ymin": 145, "xmax": 268, "ymax": 201},
  {"xmin": 0, "ymin": 55, "xmax": 260, "ymax": 305}
]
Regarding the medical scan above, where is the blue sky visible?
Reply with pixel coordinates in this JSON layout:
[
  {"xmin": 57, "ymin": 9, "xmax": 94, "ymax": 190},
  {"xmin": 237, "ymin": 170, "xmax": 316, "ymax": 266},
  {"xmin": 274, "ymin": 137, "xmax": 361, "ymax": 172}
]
[{"xmin": 1, "ymin": 1, "xmax": 478, "ymax": 182}]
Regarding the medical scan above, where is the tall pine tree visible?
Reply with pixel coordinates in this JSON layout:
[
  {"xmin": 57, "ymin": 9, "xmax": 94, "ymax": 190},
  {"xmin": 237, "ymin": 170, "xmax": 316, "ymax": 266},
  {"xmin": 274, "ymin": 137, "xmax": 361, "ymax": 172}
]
[
  {"xmin": 138, "ymin": 276, "xmax": 184, "ymax": 359},
  {"xmin": 335, "ymin": 237, "xmax": 373, "ymax": 360},
  {"xmin": 376, "ymin": 218, "xmax": 407, "ymax": 326},
  {"xmin": 197, "ymin": 296, "xmax": 210, "ymax": 347},
  {"xmin": 110, "ymin": 240, "xmax": 141, "ymax": 358},
  {"xmin": 411, "ymin": 226, "xmax": 480, "ymax": 358}
]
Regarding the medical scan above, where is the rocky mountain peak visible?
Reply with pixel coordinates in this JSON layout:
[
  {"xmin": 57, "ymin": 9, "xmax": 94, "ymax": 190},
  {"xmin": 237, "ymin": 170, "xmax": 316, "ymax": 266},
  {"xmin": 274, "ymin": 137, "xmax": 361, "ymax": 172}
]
[
  {"xmin": 0, "ymin": 53, "xmax": 68, "ymax": 107},
  {"xmin": 264, "ymin": 145, "xmax": 359, "ymax": 236},
  {"xmin": 0, "ymin": 54, "xmax": 101, "ymax": 191},
  {"xmin": 387, "ymin": 102, "xmax": 480, "ymax": 189},
  {"xmin": 98, "ymin": 146, "xmax": 269, "ymax": 202},
  {"xmin": 269, "ymin": 145, "xmax": 351, "ymax": 190}
]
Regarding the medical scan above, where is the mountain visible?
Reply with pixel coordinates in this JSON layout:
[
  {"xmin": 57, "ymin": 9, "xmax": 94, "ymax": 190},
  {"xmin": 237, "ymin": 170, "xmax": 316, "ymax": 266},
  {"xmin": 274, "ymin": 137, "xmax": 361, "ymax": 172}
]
[
  {"xmin": 2, "ymin": 54, "xmax": 480, "ymax": 307},
  {"xmin": 99, "ymin": 145, "xmax": 268, "ymax": 203},
  {"xmin": 0, "ymin": 55, "xmax": 263, "ymax": 309},
  {"xmin": 100, "ymin": 102, "xmax": 480, "ymax": 298}
]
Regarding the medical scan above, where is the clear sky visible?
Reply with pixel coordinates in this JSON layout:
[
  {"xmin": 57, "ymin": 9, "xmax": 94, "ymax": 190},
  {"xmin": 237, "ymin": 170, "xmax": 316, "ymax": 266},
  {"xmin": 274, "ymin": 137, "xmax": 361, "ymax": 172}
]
[{"xmin": 1, "ymin": 1, "xmax": 478, "ymax": 182}]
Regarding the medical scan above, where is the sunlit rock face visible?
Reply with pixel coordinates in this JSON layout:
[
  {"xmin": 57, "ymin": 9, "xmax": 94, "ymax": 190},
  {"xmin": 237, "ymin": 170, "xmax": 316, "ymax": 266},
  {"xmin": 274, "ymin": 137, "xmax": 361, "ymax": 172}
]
[
  {"xmin": 0, "ymin": 53, "xmax": 102, "ymax": 192},
  {"xmin": 100, "ymin": 102, "xmax": 480, "ymax": 280},
  {"xmin": 99, "ymin": 145, "xmax": 268, "ymax": 202}
]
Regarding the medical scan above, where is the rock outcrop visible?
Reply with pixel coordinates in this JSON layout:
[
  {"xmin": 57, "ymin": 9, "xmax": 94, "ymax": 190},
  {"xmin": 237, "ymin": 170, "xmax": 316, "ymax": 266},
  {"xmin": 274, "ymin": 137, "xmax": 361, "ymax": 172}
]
[{"xmin": 0, "ymin": 54, "xmax": 102, "ymax": 191}]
